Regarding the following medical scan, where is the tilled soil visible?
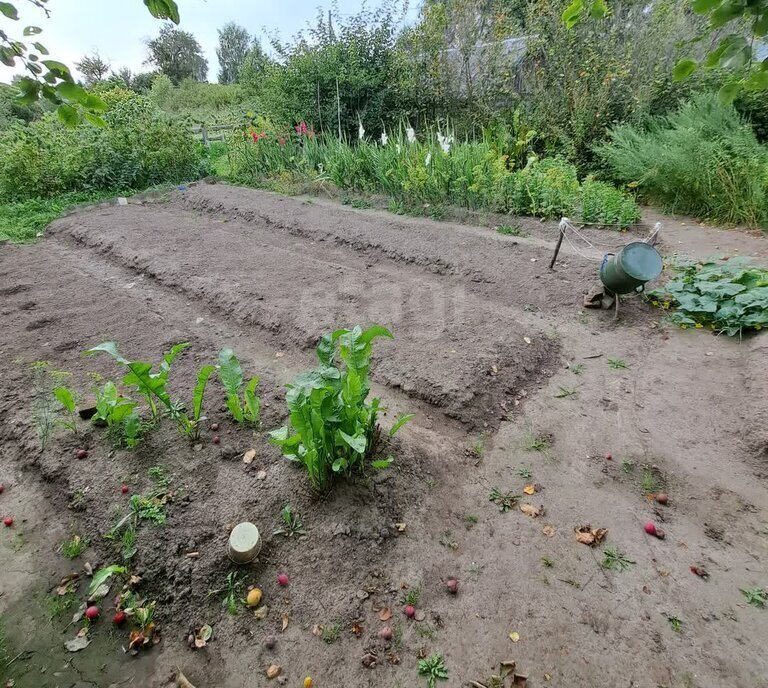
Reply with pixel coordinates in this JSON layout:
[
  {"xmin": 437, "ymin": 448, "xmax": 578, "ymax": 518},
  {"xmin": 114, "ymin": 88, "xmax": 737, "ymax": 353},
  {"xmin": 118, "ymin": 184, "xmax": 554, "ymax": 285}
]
[{"xmin": 1, "ymin": 183, "xmax": 767, "ymax": 688}]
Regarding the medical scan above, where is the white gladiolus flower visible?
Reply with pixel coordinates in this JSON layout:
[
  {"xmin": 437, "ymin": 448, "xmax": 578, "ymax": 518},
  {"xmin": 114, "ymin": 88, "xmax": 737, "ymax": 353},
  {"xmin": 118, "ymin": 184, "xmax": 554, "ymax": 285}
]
[
  {"xmin": 358, "ymin": 116, "xmax": 365, "ymax": 141},
  {"xmin": 437, "ymin": 132, "xmax": 453, "ymax": 154},
  {"xmin": 380, "ymin": 131, "xmax": 388, "ymax": 145},
  {"xmin": 425, "ymin": 152, "xmax": 432, "ymax": 166},
  {"xmin": 406, "ymin": 126, "xmax": 416, "ymax": 144}
]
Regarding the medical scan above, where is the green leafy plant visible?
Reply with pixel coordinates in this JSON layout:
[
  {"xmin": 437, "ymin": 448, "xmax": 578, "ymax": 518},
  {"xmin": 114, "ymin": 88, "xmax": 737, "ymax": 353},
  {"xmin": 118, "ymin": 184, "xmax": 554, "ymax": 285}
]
[
  {"xmin": 211, "ymin": 571, "xmax": 245, "ymax": 615},
  {"xmin": 740, "ymin": 586, "xmax": 768, "ymax": 608},
  {"xmin": 517, "ymin": 465, "xmax": 533, "ymax": 479},
  {"xmin": 607, "ymin": 358, "xmax": 627, "ymax": 369},
  {"xmin": 85, "ymin": 341, "xmax": 188, "ymax": 420},
  {"xmin": 269, "ymin": 325, "xmax": 406, "ymax": 490},
  {"xmin": 496, "ymin": 224, "xmax": 527, "ymax": 237},
  {"xmin": 555, "ymin": 386, "xmax": 578, "ymax": 398},
  {"xmin": 217, "ymin": 348, "xmax": 260, "ymax": 426},
  {"xmin": 667, "ymin": 614, "xmax": 682, "ymax": 632},
  {"xmin": 88, "ymin": 564, "xmax": 127, "ymax": 598},
  {"xmin": 321, "ymin": 622, "xmax": 341, "ymax": 643},
  {"xmin": 489, "ymin": 487, "xmax": 519, "ymax": 513},
  {"xmin": 53, "ymin": 385, "xmax": 79, "ymax": 436},
  {"xmin": 621, "ymin": 460, "xmax": 635, "ymax": 474},
  {"xmin": 401, "ymin": 587, "xmax": 421, "ymax": 607},
  {"xmin": 273, "ymin": 503, "xmax": 306, "ymax": 538},
  {"xmin": 601, "ymin": 546, "xmax": 635, "ymax": 572},
  {"xmin": 571, "ymin": 363, "xmax": 585, "ymax": 375},
  {"xmin": 86, "ymin": 341, "xmax": 215, "ymax": 440},
  {"xmin": 60, "ymin": 534, "xmax": 88, "ymax": 559},
  {"xmin": 106, "ymin": 489, "xmax": 169, "ymax": 561},
  {"xmin": 648, "ymin": 257, "xmax": 768, "ymax": 337},
  {"xmin": 418, "ymin": 653, "xmax": 449, "ymax": 687}
]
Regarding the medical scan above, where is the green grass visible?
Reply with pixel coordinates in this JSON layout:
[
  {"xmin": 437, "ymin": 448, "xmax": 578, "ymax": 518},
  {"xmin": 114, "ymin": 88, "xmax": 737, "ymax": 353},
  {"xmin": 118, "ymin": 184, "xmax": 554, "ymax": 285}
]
[
  {"xmin": 740, "ymin": 586, "xmax": 768, "ymax": 608},
  {"xmin": 61, "ymin": 534, "xmax": 88, "ymax": 559},
  {"xmin": 607, "ymin": 358, "xmax": 628, "ymax": 369},
  {"xmin": 0, "ymin": 191, "xmax": 128, "ymax": 244}
]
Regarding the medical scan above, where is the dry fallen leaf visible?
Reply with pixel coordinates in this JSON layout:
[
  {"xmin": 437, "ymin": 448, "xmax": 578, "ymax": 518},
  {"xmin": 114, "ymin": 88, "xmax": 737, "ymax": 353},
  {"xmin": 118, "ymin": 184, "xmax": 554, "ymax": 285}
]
[
  {"xmin": 378, "ymin": 607, "xmax": 393, "ymax": 621},
  {"xmin": 509, "ymin": 631, "xmax": 520, "ymax": 643},
  {"xmin": 395, "ymin": 523, "xmax": 407, "ymax": 532},
  {"xmin": 243, "ymin": 448, "xmax": 256, "ymax": 464},
  {"xmin": 523, "ymin": 484, "xmax": 536, "ymax": 495},
  {"xmin": 544, "ymin": 673, "xmax": 552, "ymax": 681},
  {"xmin": 542, "ymin": 525, "xmax": 556, "ymax": 538},
  {"xmin": 520, "ymin": 504, "xmax": 544, "ymax": 518},
  {"xmin": 281, "ymin": 613, "xmax": 289, "ymax": 632},
  {"xmin": 266, "ymin": 664, "xmax": 282, "ymax": 679},
  {"xmin": 177, "ymin": 670, "xmax": 197, "ymax": 688},
  {"xmin": 254, "ymin": 605, "xmax": 269, "ymax": 620},
  {"xmin": 256, "ymin": 470, "xmax": 267, "ymax": 480},
  {"xmin": 194, "ymin": 624, "xmax": 213, "ymax": 648},
  {"xmin": 312, "ymin": 624, "xmax": 323, "ymax": 637},
  {"xmin": 523, "ymin": 336, "xmax": 532, "ymax": 344},
  {"xmin": 64, "ymin": 635, "xmax": 91, "ymax": 652},
  {"xmin": 574, "ymin": 525, "xmax": 607, "ymax": 546},
  {"xmin": 351, "ymin": 623, "xmax": 363, "ymax": 637}
]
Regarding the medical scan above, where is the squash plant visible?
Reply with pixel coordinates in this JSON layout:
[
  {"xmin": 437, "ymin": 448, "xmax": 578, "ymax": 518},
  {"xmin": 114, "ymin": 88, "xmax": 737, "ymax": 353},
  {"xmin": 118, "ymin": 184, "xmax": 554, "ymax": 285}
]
[
  {"xmin": 269, "ymin": 325, "xmax": 412, "ymax": 490},
  {"xmin": 649, "ymin": 257, "xmax": 768, "ymax": 337}
]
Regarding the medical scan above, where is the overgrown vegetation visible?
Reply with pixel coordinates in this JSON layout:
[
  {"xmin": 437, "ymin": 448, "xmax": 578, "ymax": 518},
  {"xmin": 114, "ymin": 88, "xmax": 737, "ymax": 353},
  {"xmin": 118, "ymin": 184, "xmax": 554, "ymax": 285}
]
[
  {"xmin": 648, "ymin": 257, "xmax": 768, "ymax": 336},
  {"xmin": 269, "ymin": 325, "xmax": 411, "ymax": 490},
  {"xmin": 0, "ymin": 89, "xmax": 207, "ymax": 207},
  {"xmin": 598, "ymin": 95, "xmax": 768, "ymax": 228}
]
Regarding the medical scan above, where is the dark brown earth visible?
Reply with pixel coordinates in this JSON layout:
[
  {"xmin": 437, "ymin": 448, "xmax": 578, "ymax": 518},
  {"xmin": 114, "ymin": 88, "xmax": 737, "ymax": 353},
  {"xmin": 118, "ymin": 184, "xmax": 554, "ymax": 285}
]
[{"xmin": 1, "ymin": 183, "xmax": 767, "ymax": 688}]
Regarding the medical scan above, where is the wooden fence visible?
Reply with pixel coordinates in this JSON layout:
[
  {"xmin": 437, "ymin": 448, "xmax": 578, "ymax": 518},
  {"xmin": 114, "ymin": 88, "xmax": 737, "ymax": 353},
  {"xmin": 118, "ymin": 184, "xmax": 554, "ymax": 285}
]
[{"xmin": 188, "ymin": 124, "xmax": 237, "ymax": 147}]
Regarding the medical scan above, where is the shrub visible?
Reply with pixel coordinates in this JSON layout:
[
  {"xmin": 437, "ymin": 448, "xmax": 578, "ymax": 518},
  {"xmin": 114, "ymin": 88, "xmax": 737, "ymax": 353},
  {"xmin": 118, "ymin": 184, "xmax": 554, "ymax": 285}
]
[
  {"xmin": 580, "ymin": 178, "xmax": 640, "ymax": 227},
  {"xmin": 0, "ymin": 88, "xmax": 208, "ymax": 203},
  {"xmin": 596, "ymin": 94, "xmax": 768, "ymax": 228}
]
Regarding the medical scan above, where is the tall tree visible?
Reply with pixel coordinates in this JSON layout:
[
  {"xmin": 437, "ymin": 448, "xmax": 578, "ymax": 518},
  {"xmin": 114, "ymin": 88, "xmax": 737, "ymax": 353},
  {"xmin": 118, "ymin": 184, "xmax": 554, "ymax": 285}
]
[
  {"xmin": 75, "ymin": 52, "xmax": 111, "ymax": 85},
  {"xmin": 216, "ymin": 22, "xmax": 251, "ymax": 84},
  {"xmin": 145, "ymin": 23, "xmax": 208, "ymax": 84}
]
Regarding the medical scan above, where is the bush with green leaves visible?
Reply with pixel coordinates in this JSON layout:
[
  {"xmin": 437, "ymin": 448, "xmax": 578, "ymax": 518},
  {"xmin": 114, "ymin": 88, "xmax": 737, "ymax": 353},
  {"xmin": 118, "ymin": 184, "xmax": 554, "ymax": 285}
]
[
  {"xmin": 597, "ymin": 94, "xmax": 768, "ymax": 228},
  {"xmin": 648, "ymin": 257, "xmax": 768, "ymax": 337},
  {"xmin": 217, "ymin": 348, "xmax": 260, "ymax": 426},
  {"xmin": 269, "ymin": 326, "xmax": 412, "ymax": 490},
  {"xmin": 0, "ymin": 87, "xmax": 207, "ymax": 203}
]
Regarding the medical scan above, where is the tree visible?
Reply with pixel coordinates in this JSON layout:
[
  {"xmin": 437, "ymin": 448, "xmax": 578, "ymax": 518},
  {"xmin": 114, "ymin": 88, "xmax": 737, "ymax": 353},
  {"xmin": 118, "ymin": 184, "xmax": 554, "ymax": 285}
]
[
  {"xmin": 216, "ymin": 22, "xmax": 251, "ymax": 84},
  {"xmin": 76, "ymin": 52, "xmax": 110, "ymax": 85},
  {"xmin": 145, "ymin": 23, "xmax": 208, "ymax": 84},
  {"xmin": 562, "ymin": 0, "xmax": 768, "ymax": 100},
  {"xmin": 239, "ymin": 43, "xmax": 270, "ymax": 92},
  {"xmin": 0, "ymin": 0, "xmax": 180, "ymax": 125}
]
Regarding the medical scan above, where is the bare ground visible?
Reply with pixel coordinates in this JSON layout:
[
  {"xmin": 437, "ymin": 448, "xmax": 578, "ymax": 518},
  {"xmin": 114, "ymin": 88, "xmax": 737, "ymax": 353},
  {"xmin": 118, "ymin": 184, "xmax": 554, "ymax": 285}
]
[{"xmin": 1, "ymin": 182, "xmax": 767, "ymax": 688}]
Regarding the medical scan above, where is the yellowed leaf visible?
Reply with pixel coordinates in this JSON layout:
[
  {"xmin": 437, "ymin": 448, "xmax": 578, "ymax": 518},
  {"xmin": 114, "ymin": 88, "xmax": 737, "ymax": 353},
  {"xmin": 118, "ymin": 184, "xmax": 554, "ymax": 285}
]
[
  {"xmin": 574, "ymin": 525, "xmax": 607, "ymax": 546},
  {"xmin": 281, "ymin": 613, "xmax": 289, "ymax": 632},
  {"xmin": 509, "ymin": 631, "xmax": 520, "ymax": 642},
  {"xmin": 523, "ymin": 484, "xmax": 535, "ymax": 495},
  {"xmin": 254, "ymin": 605, "xmax": 268, "ymax": 620},
  {"xmin": 243, "ymin": 448, "xmax": 257, "ymax": 464},
  {"xmin": 395, "ymin": 523, "xmax": 406, "ymax": 532},
  {"xmin": 544, "ymin": 673, "xmax": 552, "ymax": 681},
  {"xmin": 177, "ymin": 671, "xmax": 197, "ymax": 688},
  {"xmin": 520, "ymin": 503, "xmax": 543, "ymax": 518},
  {"xmin": 378, "ymin": 607, "xmax": 393, "ymax": 621}
]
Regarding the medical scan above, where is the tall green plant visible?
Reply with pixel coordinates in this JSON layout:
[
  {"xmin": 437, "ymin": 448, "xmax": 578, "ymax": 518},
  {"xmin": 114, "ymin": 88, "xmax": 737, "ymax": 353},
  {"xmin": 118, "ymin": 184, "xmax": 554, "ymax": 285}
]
[
  {"xmin": 217, "ymin": 349, "xmax": 260, "ymax": 426},
  {"xmin": 269, "ymin": 326, "xmax": 411, "ymax": 490}
]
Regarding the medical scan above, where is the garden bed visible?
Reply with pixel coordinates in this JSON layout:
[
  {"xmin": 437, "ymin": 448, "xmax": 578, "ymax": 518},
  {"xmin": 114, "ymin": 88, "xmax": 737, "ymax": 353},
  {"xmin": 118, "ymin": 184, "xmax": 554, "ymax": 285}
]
[{"xmin": 1, "ymin": 184, "xmax": 767, "ymax": 688}]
